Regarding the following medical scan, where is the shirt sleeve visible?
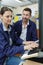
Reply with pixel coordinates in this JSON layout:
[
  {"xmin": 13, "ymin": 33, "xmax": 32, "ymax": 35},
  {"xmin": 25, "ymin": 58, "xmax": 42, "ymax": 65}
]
[
  {"xmin": 11, "ymin": 25, "xmax": 24, "ymax": 45},
  {"xmin": 31, "ymin": 23, "xmax": 38, "ymax": 41},
  {"xmin": 0, "ymin": 31, "xmax": 24, "ymax": 58}
]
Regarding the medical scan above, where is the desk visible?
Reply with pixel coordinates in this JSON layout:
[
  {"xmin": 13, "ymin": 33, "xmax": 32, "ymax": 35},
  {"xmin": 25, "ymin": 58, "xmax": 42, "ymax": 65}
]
[{"xmin": 23, "ymin": 60, "xmax": 43, "ymax": 65}]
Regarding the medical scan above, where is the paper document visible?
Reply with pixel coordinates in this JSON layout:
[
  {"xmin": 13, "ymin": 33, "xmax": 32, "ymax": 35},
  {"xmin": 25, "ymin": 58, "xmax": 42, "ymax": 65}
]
[{"xmin": 21, "ymin": 53, "xmax": 38, "ymax": 59}]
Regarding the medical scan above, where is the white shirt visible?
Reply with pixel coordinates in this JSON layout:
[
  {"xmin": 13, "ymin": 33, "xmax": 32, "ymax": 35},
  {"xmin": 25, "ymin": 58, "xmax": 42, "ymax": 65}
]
[{"xmin": 20, "ymin": 21, "xmax": 29, "ymax": 41}]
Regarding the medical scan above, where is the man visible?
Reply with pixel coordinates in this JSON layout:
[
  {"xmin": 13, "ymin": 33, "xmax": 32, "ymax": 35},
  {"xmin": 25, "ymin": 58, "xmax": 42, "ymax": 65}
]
[
  {"xmin": 6, "ymin": 8, "xmax": 38, "ymax": 65},
  {"xmin": 13, "ymin": 8, "xmax": 38, "ymax": 42}
]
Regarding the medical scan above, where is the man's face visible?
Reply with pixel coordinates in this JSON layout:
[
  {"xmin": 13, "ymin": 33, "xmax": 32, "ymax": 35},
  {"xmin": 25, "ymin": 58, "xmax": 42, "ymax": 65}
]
[{"xmin": 22, "ymin": 10, "xmax": 31, "ymax": 22}]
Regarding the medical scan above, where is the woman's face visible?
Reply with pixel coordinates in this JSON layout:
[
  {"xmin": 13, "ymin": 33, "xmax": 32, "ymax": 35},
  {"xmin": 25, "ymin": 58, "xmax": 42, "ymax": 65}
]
[{"xmin": 2, "ymin": 11, "xmax": 12, "ymax": 26}]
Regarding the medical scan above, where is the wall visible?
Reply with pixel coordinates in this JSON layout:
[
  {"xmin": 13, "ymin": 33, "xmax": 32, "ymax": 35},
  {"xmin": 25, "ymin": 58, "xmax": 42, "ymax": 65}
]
[{"xmin": 13, "ymin": 3, "xmax": 39, "ymax": 17}]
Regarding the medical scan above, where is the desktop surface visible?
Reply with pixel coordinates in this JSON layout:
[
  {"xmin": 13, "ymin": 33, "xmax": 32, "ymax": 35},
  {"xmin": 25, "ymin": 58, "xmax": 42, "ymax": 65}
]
[{"xmin": 23, "ymin": 60, "xmax": 43, "ymax": 65}]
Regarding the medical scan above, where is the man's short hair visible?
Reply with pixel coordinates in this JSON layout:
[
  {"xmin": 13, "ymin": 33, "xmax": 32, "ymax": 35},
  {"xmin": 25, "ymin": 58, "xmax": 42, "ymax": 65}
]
[{"xmin": 23, "ymin": 8, "xmax": 32, "ymax": 15}]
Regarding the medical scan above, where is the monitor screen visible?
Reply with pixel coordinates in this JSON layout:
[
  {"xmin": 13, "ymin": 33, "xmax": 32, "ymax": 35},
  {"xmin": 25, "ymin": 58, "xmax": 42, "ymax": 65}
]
[{"xmin": 39, "ymin": 0, "xmax": 43, "ymax": 51}]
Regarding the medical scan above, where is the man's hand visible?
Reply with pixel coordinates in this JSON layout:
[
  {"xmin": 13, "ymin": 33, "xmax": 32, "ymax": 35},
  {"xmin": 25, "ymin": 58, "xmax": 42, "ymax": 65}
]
[
  {"xmin": 23, "ymin": 41, "xmax": 34, "ymax": 45},
  {"xmin": 24, "ymin": 41, "xmax": 39, "ymax": 50},
  {"xmin": 23, "ymin": 41, "xmax": 39, "ymax": 45}
]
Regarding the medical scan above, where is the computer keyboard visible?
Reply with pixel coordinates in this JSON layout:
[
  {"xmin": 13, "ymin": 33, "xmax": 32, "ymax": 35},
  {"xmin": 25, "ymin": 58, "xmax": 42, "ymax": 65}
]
[{"xmin": 28, "ymin": 48, "xmax": 39, "ymax": 55}]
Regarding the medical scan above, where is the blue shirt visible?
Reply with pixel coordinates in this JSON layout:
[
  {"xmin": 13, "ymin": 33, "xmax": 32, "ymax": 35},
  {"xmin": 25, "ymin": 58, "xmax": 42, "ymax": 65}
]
[
  {"xmin": 0, "ymin": 22, "xmax": 24, "ymax": 65},
  {"xmin": 13, "ymin": 20, "xmax": 38, "ymax": 41}
]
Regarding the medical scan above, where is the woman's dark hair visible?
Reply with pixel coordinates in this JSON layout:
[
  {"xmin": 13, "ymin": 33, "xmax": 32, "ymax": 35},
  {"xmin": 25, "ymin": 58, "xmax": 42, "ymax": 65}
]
[
  {"xmin": 23, "ymin": 8, "xmax": 32, "ymax": 15},
  {"xmin": 1, "ymin": 7, "xmax": 13, "ymax": 15}
]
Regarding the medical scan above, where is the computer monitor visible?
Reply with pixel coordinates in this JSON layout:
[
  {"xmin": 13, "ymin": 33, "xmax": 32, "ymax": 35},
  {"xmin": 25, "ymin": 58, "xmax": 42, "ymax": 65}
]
[{"xmin": 39, "ymin": 0, "xmax": 43, "ymax": 51}]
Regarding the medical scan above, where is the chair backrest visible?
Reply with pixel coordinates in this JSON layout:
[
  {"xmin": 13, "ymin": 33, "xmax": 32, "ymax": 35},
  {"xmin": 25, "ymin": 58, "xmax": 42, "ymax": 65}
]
[{"xmin": 37, "ymin": 29, "xmax": 39, "ymax": 39}]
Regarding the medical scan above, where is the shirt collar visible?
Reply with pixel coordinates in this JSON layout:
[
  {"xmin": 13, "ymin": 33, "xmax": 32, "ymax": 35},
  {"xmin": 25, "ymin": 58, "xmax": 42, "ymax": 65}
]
[
  {"xmin": 2, "ymin": 22, "xmax": 11, "ymax": 31},
  {"xmin": 22, "ymin": 21, "xmax": 29, "ymax": 28}
]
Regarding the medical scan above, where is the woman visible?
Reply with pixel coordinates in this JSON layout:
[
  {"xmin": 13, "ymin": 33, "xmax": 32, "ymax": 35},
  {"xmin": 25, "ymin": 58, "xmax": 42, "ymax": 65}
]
[{"xmin": 0, "ymin": 7, "xmax": 38, "ymax": 65}]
